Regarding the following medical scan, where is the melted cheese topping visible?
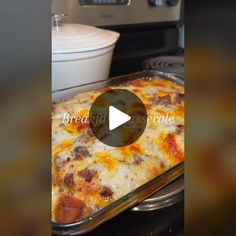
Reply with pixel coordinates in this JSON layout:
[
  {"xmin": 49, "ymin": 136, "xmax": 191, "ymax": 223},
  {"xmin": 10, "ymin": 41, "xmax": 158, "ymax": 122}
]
[{"xmin": 52, "ymin": 77, "xmax": 184, "ymax": 223}]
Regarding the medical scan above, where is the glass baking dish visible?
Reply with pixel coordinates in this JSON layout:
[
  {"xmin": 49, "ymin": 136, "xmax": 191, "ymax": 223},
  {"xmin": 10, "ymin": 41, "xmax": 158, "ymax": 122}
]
[{"xmin": 52, "ymin": 70, "xmax": 184, "ymax": 235}]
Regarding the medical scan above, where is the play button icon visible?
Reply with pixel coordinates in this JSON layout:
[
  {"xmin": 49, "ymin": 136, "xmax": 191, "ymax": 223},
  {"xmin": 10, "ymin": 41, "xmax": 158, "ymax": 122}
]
[
  {"xmin": 89, "ymin": 89, "xmax": 147, "ymax": 147},
  {"xmin": 109, "ymin": 106, "xmax": 131, "ymax": 131}
]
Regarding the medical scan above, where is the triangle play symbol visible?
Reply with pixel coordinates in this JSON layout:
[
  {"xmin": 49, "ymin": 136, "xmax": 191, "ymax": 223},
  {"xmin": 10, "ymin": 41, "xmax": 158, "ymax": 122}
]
[{"xmin": 109, "ymin": 106, "xmax": 131, "ymax": 131}]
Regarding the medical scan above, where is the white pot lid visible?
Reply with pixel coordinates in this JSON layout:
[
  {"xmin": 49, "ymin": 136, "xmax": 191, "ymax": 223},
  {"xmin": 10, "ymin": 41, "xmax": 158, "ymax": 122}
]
[{"xmin": 52, "ymin": 23, "xmax": 119, "ymax": 54}]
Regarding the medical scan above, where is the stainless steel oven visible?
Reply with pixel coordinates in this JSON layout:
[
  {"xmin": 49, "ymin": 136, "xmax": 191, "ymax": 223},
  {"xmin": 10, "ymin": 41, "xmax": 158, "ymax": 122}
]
[{"xmin": 52, "ymin": 0, "xmax": 181, "ymax": 26}]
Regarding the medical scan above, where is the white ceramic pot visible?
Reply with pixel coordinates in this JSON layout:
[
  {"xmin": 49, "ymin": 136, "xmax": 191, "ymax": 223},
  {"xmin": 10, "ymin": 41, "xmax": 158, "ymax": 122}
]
[{"xmin": 52, "ymin": 23, "xmax": 119, "ymax": 100}]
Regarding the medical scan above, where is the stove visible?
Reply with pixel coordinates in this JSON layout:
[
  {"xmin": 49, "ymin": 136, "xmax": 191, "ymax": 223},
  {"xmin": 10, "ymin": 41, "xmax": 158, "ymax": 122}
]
[
  {"xmin": 85, "ymin": 201, "xmax": 184, "ymax": 236},
  {"xmin": 109, "ymin": 26, "xmax": 182, "ymax": 77},
  {"xmin": 143, "ymin": 55, "xmax": 184, "ymax": 79}
]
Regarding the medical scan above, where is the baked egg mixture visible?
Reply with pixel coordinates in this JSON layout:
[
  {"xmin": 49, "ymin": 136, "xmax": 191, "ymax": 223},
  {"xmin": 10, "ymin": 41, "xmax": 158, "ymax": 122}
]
[{"xmin": 52, "ymin": 77, "xmax": 184, "ymax": 224}]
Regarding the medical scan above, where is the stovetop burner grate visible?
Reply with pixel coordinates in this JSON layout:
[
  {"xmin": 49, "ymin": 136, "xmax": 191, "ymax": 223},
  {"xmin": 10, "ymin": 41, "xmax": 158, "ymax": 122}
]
[{"xmin": 143, "ymin": 56, "xmax": 184, "ymax": 79}]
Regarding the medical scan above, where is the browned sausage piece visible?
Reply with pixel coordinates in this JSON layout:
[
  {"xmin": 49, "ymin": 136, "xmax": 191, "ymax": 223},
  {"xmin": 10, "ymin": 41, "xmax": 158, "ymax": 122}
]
[
  {"xmin": 78, "ymin": 168, "xmax": 97, "ymax": 182},
  {"xmin": 100, "ymin": 186, "xmax": 113, "ymax": 200},
  {"xmin": 157, "ymin": 95, "xmax": 172, "ymax": 105},
  {"xmin": 133, "ymin": 155, "xmax": 143, "ymax": 165},
  {"xmin": 64, "ymin": 173, "xmax": 74, "ymax": 186},
  {"xmin": 55, "ymin": 194, "xmax": 85, "ymax": 223},
  {"xmin": 175, "ymin": 124, "xmax": 184, "ymax": 134},
  {"xmin": 174, "ymin": 93, "xmax": 184, "ymax": 104},
  {"xmin": 73, "ymin": 146, "xmax": 90, "ymax": 160},
  {"xmin": 150, "ymin": 95, "xmax": 172, "ymax": 106}
]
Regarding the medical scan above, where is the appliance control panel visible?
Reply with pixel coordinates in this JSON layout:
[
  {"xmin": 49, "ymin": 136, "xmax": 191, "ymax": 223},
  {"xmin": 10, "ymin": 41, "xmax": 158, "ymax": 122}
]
[
  {"xmin": 52, "ymin": 0, "xmax": 181, "ymax": 26},
  {"xmin": 79, "ymin": 0, "xmax": 130, "ymax": 5},
  {"xmin": 149, "ymin": 0, "xmax": 179, "ymax": 7}
]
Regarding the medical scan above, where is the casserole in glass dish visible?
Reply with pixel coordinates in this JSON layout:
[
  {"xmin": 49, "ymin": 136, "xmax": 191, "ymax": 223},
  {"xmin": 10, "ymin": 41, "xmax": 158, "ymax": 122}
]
[{"xmin": 52, "ymin": 71, "xmax": 184, "ymax": 235}]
